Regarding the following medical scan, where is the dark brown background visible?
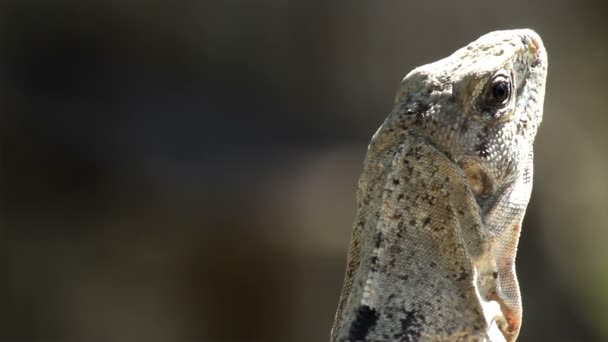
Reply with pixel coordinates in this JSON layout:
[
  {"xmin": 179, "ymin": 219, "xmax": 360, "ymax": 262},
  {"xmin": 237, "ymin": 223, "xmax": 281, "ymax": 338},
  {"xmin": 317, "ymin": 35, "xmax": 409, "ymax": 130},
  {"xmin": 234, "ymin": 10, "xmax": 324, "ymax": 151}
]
[{"xmin": 1, "ymin": 1, "xmax": 607, "ymax": 341}]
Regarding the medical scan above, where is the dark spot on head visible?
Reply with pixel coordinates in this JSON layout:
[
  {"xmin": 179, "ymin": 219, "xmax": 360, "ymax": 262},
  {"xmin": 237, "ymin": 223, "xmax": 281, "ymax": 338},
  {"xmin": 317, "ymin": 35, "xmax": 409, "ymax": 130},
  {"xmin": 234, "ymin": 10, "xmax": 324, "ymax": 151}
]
[
  {"xmin": 398, "ymin": 274, "xmax": 409, "ymax": 281},
  {"xmin": 493, "ymin": 272, "xmax": 498, "ymax": 279},
  {"xmin": 348, "ymin": 305, "xmax": 380, "ymax": 341},
  {"xmin": 393, "ymin": 178, "xmax": 400, "ymax": 185},
  {"xmin": 519, "ymin": 118, "xmax": 529, "ymax": 129},
  {"xmin": 432, "ymin": 225, "xmax": 444, "ymax": 233},
  {"xmin": 531, "ymin": 58, "xmax": 541, "ymax": 68},
  {"xmin": 422, "ymin": 216, "xmax": 432, "ymax": 227}
]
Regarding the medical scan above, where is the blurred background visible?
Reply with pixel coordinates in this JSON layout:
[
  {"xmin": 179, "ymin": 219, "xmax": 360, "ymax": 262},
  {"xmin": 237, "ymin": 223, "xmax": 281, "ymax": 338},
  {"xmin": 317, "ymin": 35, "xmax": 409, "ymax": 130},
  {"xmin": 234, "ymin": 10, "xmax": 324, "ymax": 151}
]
[{"xmin": 1, "ymin": 0, "xmax": 607, "ymax": 341}]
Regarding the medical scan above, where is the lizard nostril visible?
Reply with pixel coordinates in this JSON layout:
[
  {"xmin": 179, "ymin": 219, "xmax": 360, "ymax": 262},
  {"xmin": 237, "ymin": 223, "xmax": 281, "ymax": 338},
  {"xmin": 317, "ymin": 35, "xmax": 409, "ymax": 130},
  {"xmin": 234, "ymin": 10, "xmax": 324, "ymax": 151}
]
[
  {"xmin": 521, "ymin": 33, "xmax": 543, "ymax": 60},
  {"xmin": 529, "ymin": 37, "xmax": 541, "ymax": 54}
]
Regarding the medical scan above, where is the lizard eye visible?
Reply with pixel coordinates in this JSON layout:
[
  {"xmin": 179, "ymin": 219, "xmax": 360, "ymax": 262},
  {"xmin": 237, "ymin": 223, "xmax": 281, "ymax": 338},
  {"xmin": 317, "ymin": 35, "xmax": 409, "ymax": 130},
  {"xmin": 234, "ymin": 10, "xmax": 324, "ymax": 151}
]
[{"xmin": 487, "ymin": 74, "xmax": 512, "ymax": 107}]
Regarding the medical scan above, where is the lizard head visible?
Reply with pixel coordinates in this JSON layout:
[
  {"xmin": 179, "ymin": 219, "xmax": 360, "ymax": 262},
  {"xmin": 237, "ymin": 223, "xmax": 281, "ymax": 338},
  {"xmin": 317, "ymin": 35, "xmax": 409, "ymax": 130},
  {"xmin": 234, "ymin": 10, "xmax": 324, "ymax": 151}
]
[{"xmin": 390, "ymin": 29, "xmax": 548, "ymax": 197}]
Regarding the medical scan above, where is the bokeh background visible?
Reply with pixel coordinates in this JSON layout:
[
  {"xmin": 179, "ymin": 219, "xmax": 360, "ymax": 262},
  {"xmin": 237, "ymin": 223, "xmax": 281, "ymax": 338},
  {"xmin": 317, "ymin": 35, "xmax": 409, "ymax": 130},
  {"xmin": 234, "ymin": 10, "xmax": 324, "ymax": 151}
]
[{"xmin": 1, "ymin": 0, "xmax": 607, "ymax": 341}]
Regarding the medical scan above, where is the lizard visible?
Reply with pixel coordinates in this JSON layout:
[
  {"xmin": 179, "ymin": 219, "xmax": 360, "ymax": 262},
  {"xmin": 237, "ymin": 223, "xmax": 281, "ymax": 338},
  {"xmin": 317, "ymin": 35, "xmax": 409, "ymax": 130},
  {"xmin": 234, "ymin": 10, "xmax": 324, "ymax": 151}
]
[{"xmin": 330, "ymin": 29, "xmax": 548, "ymax": 342}]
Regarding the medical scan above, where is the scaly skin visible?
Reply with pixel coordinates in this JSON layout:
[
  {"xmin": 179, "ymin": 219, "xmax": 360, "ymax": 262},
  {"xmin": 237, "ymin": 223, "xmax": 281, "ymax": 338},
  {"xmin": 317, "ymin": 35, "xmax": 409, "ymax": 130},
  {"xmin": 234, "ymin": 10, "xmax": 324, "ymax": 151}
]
[{"xmin": 331, "ymin": 29, "xmax": 548, "ymax": 342}]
